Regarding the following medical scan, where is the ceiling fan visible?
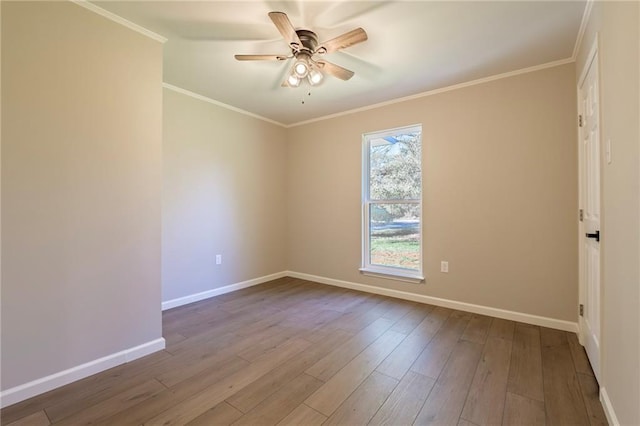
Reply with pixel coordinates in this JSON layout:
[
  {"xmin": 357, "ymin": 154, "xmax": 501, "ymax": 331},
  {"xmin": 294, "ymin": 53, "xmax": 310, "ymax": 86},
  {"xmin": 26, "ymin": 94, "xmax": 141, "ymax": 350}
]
[{"xmin": 234, "ymin": 12, "xmax": 368, "ymax": 88}]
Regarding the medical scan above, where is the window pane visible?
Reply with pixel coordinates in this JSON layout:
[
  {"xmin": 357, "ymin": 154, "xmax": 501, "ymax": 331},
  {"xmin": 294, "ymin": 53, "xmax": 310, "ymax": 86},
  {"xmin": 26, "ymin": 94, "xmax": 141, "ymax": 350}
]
[
  {"xmin": 369, "ymin": 132, "xmax": 421, "ymax": 200},
  {"xmin": 369, "ymin": 203, "xmax": 420, "ymax": 270}
]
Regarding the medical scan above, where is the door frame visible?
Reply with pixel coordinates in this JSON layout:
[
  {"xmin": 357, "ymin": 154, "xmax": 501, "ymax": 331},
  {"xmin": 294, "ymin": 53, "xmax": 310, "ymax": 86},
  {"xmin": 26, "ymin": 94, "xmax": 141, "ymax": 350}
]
[{"xmin": 577, "ymin": 33, "xmax": 602, "ymax": 378}]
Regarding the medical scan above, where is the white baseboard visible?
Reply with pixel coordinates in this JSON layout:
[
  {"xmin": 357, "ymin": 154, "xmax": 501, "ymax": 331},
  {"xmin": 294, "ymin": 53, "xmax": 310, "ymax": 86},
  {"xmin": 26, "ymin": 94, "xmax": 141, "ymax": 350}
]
[
  {"xmin": 162, "ymin": 271, "xmax": 288, "ymax": 311},
  {"xmin": 0, "ymin": 338, "xmax": 165, "ymax": 409},
  {"xmin": 2, "ymin": 271, "xmax": 578, "ymax": 409},
  {"xmin": 600, "ymin": 387, "xmax": 620, "ymax": 426},
  {"xmin": 286, "ymin": 271, "xmax": 578, "ymax": 333}
]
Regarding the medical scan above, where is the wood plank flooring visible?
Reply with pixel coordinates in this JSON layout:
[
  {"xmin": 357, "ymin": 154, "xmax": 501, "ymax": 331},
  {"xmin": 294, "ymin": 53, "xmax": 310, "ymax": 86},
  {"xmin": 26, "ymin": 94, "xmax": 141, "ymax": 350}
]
[{"xmin": 1, "ymin": 277, "xmax": 608, "ymax": 425}]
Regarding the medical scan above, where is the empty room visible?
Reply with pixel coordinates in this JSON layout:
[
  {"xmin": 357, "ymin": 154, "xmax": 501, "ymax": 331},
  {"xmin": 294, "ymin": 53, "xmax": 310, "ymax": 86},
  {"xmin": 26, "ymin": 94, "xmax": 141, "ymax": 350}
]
[{"xmin": 1, "ymin": 1, "xmax": 639, "ymax": 425}]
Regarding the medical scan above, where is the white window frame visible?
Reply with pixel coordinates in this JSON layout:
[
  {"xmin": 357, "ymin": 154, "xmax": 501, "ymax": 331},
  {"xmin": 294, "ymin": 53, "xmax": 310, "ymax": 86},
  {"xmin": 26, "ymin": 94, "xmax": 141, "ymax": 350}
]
[{"xmin": 360, "ymin": 124, "xmax": 424, "ymax": 283}]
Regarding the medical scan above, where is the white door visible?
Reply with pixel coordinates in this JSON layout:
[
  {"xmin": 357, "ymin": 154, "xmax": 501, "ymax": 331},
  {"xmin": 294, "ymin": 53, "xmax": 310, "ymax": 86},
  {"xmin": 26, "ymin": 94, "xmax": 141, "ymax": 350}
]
[{"xmin": 578, "ymin": 44, "xmax": 601, "ymax": 381}]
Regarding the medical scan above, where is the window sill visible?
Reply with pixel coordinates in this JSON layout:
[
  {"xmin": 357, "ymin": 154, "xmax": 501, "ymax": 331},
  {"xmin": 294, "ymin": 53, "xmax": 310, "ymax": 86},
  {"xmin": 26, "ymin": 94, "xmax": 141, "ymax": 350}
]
[{"xmin": 359, "ymin": 268, "xmax": 424, "ymax": 284}]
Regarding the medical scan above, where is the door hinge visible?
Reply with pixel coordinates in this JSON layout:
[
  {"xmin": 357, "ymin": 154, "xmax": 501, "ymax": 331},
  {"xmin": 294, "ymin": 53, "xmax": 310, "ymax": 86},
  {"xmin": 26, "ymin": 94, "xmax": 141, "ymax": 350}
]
[
  {"xmin": 578, "ymin": 114, "xmax": 583, "ymax": 127},
  {"xmin": 579, "ymin": 304, "xmax": 584, "ymax": 316},
  {"xmin": 579, "ymin": 209, "xmax": 584, "ymax": 222}
]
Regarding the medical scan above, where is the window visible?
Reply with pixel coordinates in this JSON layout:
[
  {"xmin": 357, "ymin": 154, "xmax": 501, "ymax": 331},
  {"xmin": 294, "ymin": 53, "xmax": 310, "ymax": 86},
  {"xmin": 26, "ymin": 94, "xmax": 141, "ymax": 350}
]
[{"xmin": 361, "ymin": 124, "xmax": 423, "ymax": 282}]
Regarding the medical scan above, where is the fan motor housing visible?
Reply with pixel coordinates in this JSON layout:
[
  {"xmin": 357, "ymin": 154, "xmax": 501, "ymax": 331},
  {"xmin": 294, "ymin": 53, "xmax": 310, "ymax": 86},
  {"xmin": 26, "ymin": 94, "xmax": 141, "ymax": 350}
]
[{"xmin": 295, "ymin": 29, "xmax": 319, "ymax": 52}]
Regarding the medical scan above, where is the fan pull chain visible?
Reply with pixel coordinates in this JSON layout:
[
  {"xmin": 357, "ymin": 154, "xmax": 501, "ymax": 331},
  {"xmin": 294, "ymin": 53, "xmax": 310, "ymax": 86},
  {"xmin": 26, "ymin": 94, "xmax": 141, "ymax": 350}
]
[{"xmin": 301, "ymin": 91, "xmax": 312, "ymax": 105}]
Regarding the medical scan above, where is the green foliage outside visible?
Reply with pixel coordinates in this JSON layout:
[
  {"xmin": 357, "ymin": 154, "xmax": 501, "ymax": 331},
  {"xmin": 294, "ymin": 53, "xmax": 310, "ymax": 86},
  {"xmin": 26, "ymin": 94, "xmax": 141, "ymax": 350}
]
[
  {"xmin": 370, "ymin": 231, "xmax": 420, "ymax": 269},
  {"xmin": 369, "ymin": 132, "xmax": 421, "ymax": 220}
]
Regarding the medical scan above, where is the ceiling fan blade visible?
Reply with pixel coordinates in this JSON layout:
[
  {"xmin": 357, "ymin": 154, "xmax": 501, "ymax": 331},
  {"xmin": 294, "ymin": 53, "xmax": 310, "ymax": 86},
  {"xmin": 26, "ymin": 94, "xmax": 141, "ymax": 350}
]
[
  {"xmin": 235, "ymin": 54, "xmax": 289, "ymax": 61},
  {"xmin": 316, "ymin": 60, "xmax": 355, "ymax": 80},
  {"xmin": 268, "ymin": 12, "xmax": 302, "ymax": 49},
  {"xmin": 317, "ymin": 28, "xmax": 367, "ymax": 54}
]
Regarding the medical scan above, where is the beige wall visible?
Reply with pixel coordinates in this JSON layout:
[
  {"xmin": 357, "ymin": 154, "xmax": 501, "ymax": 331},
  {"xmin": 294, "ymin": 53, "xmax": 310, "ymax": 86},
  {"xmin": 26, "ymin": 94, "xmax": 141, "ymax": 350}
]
[
  {"xmin": 287, "ymin": 63, "xmax": 578, "ymax": 322},
  {"xmin": 576, "ymin": 2, "xmax": 640, "ymax": 424},
  {"xmin": 162, "ymin": 89, "xmax": 287, "ymax": 302},
  {"xmin": 1, "ymin": 1, "xmax": 163, "ymax": 390}
]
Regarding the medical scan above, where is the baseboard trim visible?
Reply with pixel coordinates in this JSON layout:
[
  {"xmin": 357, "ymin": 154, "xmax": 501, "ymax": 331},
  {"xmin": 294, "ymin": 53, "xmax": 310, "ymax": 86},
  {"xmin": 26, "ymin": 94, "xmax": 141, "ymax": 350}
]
[
  {"xmin": 162, "ymin": 271, "xmax": 288, "ymax": 311},
  {"xmin": 0, "ymin": 338, "xmax": 165, "ymax": 408},
  {"xmin": 600, "ymin": 387, "xmax": 621, "ymax": 426},
  {"xmin": 286, "ymin": 271, "xmax": 578, "ymax": 333},
  {"xmin": 2, "ymin": 271, "xmax": 578, "ymax": 408}
]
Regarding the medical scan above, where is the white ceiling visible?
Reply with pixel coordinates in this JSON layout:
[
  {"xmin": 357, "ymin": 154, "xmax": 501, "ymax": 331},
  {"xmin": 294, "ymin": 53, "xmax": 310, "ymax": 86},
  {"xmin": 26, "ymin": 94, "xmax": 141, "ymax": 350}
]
[{"xmin": 93, "ymin": 1, "xmax": 587, "ymax": 126}]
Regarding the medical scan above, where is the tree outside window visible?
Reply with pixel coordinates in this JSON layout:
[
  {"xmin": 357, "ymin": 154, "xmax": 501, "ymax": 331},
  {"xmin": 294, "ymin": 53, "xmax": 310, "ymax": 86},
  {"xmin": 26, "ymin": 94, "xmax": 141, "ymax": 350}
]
[{"xmin": 362, "ymin": 125, "xmax": 423, "ymax": 281}]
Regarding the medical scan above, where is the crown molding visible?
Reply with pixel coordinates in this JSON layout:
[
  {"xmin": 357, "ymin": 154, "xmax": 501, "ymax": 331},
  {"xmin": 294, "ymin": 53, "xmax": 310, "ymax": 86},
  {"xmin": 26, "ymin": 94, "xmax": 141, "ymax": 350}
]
[
  {"xmin": 163, "ymin": 83, "xmax": 287, "ymax": 128},
  {"xmin": 572, "ymin": 0, "xmax": 594, "ymax": 60},
  {"xmin": 70, "ymin": 0, "xmax": 588, "ymax": 128},
  {"xmin": 288, "ymin": 57, "xmax": 575, "ymax": 128},
  {"xmin": 70, "ymin": 0, "xmax": 167, "ymax": 43}
]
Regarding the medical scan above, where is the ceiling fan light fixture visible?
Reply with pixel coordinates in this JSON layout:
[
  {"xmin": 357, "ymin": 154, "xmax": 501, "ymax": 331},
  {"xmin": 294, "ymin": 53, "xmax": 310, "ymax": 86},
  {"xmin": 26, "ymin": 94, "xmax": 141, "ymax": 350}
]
[
  {"xmin": 308, "ymin": 68, "xmax": 323, "ymax": 86},
  {"xmin": 293, "ymin": 57, "xmax": 310, "ymax": 78},
  {"xmin": 287, "ymin": 74, "xmax": 301, "ymax": 87}
]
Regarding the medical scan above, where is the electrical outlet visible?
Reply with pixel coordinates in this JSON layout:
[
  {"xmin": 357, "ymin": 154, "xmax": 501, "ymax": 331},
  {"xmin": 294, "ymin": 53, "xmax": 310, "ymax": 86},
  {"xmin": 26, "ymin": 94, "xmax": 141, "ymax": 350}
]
[
  {"xmin": 440, "ymin": 261, "xmax": 449, "ymax": 273},
  {"xmin": 216, "ymin": 254, "xmax": 222, "ymax": 265}
]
